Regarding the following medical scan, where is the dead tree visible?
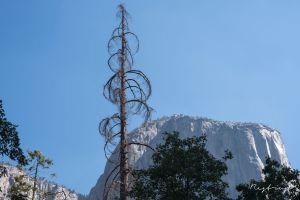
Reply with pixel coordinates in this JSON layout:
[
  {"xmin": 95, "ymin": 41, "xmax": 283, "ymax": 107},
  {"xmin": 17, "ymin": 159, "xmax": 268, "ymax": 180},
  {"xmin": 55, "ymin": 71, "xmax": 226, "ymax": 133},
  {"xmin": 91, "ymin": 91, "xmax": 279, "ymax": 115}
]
[{"xmin": 99, "ymin": 4, "xmax": 153, "ymax": 200}]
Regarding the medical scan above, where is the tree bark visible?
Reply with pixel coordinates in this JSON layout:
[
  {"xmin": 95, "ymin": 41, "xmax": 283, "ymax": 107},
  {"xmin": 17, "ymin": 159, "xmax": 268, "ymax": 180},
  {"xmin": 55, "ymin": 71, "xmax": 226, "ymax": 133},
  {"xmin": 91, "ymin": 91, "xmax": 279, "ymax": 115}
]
[
  {"xmin": 31, "ymin": 162, "xmax": 39, "ymax": 200},
  {"xmin": 119, "ymin": 7, "xmax": 128, "ymax": 200}
]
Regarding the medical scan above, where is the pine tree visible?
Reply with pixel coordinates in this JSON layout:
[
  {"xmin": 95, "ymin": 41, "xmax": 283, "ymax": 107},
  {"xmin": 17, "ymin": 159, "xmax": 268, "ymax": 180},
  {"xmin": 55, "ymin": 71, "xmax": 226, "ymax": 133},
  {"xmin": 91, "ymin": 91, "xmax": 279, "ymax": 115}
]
[
  {"xmin": 100, "ymin": 4, "xmax": 152, "ymax": 200},
  {"xmin": 129, "ymin": 132, "xmax": 233, "ymax": 200},
  {"xmin": 236, "ymin": 157, "xmax": 300, "ymax": 200},
  {"xmin": 27, "ymin": 150, "xmax": 54, "ymax": 200},
  {"xmin": 8, "ymin": 150, "xmax": 56, "ymax": 200}
]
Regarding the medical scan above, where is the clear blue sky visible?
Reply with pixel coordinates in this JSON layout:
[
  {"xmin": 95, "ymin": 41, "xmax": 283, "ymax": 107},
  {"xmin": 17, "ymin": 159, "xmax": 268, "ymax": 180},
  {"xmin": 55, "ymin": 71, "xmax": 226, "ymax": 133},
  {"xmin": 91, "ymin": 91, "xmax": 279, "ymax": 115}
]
[{"xmin": 1, "ymin": 0, "xmax": 300, "ymax": 195}]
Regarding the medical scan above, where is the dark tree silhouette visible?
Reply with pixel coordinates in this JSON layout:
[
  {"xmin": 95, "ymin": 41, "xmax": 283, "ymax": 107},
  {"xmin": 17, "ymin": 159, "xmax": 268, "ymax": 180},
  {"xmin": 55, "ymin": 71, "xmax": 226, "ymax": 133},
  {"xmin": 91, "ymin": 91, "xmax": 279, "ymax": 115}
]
[
  {"xmin": 129, "ymin": 132, "xmax": 233, "ymax": 200},
  {"xmin": 0, "ymin": 100, "xmax": 26, "ymax": 176},
  {"xmin": 236, "ymin": 157, "xmax": 300, "ymax": 200},
  {"xmin": 99, "ymin": 4, "xmax": 153, "ymax": 200},
  {"xmin": 0, "ymin": 100, "xmax": 27, "ymax": 195}
]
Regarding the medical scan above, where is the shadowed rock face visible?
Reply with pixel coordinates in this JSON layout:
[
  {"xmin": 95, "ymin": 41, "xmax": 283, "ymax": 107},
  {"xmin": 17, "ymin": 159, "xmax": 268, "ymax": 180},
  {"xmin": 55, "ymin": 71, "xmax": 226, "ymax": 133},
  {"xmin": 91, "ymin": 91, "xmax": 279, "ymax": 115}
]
[
  {"xmin": 0, "ymin": 164, "xmax": 83, "ymax": 200},
  {"xmin": 89, "ymin": 115, "xmax": 289, "ymax": 199}
]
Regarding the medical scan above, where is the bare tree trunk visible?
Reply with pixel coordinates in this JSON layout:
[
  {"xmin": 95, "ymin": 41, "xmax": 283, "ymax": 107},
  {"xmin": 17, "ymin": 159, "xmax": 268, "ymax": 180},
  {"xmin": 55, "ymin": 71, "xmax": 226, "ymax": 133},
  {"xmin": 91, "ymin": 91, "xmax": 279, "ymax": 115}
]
[
  {"xmin": 31, "ymin": 162, "xmax": 39, "ymax": 200},
  {"xmin": 100, "ymin": 4, "xmax": 153, "ymax": 200},
  {"xmin": 119, "ymin": 7, "xmax": 128, "ymax": 200}
]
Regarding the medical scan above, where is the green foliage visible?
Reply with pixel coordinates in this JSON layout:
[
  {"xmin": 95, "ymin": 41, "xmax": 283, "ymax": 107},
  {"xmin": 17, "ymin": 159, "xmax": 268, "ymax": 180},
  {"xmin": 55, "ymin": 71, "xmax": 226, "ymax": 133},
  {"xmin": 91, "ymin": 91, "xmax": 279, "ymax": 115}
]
[
  {"xmin": 0, "ymin": 100, "xmax": 27, "ymax": 168},
  {"xmin": 8, "ymin": 150, "xmax": 55, "ymax": 200},
  {"xmin": 8, "ymin": 175, "xmax": 32, "ymax": 200},
  {"xmin": 0, "ymin": 100, "xmax": 27, "ymax": 196},
  {"xmin": 27, "ymin": 150, "xmax": 53, "ymax": 171},
  {"xmin": 236, "ymin": 157, "xmax": 300, "ymax": 200},
  {"xmin": 129, "ymin": 132, "xmax": 232, "ymax": 200}
]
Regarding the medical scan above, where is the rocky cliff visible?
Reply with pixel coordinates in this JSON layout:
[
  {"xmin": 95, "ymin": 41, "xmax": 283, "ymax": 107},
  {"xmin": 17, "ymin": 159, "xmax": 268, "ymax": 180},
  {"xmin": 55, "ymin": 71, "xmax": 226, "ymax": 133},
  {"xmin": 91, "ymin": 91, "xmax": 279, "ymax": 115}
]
[
  {"xmin": 0, "ymin": 164, "xmax": 84, "ymax": 200},
  {"xmin": 89, "ymin": 115, "xmax": 290, "ymax": 199}
]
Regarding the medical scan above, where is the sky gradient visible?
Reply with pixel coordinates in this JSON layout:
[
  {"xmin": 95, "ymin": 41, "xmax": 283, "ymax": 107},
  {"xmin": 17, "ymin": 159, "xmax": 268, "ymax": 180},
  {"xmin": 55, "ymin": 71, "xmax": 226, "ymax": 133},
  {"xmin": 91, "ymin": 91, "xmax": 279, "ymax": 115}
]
[{"xmin": 1, "ymin": 0, "xmax": 300, "ymax": 195}]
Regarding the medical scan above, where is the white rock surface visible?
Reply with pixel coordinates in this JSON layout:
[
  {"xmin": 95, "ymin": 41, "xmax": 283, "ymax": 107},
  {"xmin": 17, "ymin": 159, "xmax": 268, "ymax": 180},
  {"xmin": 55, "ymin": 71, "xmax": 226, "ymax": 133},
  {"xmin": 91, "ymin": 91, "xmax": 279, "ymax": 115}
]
[
  {"xmin": 0, "ymin": 164, "xmax": 83, "ymax": 200},
  {"xmin": 89, "ymin": 115, "xmax": 290, "ymax": 199}
]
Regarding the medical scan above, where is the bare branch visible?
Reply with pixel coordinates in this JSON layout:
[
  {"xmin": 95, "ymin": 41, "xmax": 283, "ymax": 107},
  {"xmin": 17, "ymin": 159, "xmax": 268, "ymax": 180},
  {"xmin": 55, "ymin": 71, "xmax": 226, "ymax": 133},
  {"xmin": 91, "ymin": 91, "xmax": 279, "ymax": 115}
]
[
  {"xmin": 125, "ymin": 100, "xmax": 153, "ymax": 124},
  {"xmin": 103, "ymin": 171, "xmax": 120, "ymax": 200},
  {"xmin": 103, "ymin": 73, "xmax": 121, "ymax": 104},
  {"xmin": 104, "ymin": 164, "xmax": 120, "ymax": 193},
  {"xmin": 125, "ymin": 78, "xmax": 148, "ymax": 101},
  {"xmin": 41, "ymin": 188, "xmax": 76, "ymax": 200},
  {"xmin": 125, "ymin": 70, "xmax": 152, "ymax": 98},
  {"xmin": 127, "ymin": 142, "xmax": 156, "ymax": 152},
  {"xmin": 104, "ymin": 138, "xmax": 120, "ymax": 163}
]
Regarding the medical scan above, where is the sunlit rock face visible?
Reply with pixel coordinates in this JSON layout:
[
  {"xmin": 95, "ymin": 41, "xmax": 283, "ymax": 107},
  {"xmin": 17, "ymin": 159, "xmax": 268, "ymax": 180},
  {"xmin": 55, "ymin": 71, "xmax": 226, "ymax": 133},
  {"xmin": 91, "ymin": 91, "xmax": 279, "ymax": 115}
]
[
  {"xmin": 0, "ymin": 164, "xmax": 84, "ymax": 200},
  {"xmin": 89, "ymin": 115, "xmax": 290, "ymax": 199}
]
